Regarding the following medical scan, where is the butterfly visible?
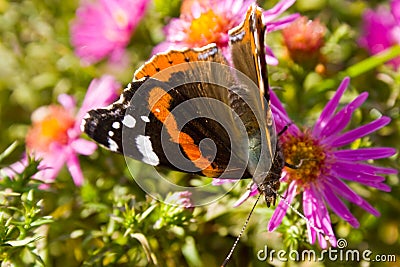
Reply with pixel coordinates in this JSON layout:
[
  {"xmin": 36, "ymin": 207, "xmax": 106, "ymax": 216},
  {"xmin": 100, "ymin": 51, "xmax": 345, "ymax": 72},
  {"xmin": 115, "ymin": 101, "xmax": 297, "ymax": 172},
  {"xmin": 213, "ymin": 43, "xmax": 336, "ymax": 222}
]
[{"xmin": 81, "ymin": 4, "xmax": 285, "ymax": 208}]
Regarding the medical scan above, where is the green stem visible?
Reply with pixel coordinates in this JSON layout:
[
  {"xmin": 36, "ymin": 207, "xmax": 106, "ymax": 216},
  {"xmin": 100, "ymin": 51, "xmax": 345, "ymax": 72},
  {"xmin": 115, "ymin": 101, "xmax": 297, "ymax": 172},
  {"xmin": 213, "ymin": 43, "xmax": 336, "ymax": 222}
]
[
  {"xmin": 344, "ymin": 45, "xmax": 400, "ymax": 78},
  {"xmin": 314, "ymin": 45, "xmax": 400, "ymax": 91}
]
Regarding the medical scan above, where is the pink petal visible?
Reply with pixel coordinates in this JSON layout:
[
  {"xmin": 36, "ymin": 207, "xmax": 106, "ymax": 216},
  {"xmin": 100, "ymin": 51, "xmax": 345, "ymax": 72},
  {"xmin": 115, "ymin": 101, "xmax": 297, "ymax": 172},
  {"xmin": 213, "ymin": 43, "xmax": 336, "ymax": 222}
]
[
  {"xmin": 333, "ymin": 147, "xmax": 397, "ymax": 161},
  {"xmin": 303, "ymin": 188, "xmax": 317, "ymax": 244},
  {"xmin": 71, "ymin": 0, "xmax": 149, "ymax": 64},
  {"xmin": 1, "ymin": 157, "xmax": 29, "ymax": 177},
  {"xmin": 270, "ymin": 90, "xmax": 289, "ymax": 117},
  {"xmin": 319, "ymin": 92, "xmax": 368, "ymax": 139},
  {"xmin": 331, "ymin": 166, "xmax": 391, "ymax": 191},
  {"xmin": 71, "ymin": 138, "xmax": 98, "ymax": 155},
  {"xmin": 75, "ymin": 75, "xmax": 120, "ymax": 132},
  {"xmin": 368, "ymin": 182, "xmax": 391, "ymax": 191},
  {"xmin": 324, "ymin": 175, "xmax": 363, "ymax": 204},
  {"xmin": 263, "ymin": 0, "xmax": 296, "ymax": 22},
  {"xmin": 151, "ymin": 41, "xmax": 182, "ymax": 55},
  {"xmin": 265, "ymin": 46, "xmax": 279, "ymax": 65},
  {"xmin": 233, "ymin": 183, "xmax": 258, "ymax": 207},
  {"xmin": 328, "ymin": 116, "xmax": 391, "ymax": 147},
  {"xmin": 356, "ymin": 198, "xmax": 380, "ymax": 217},
  {"xmin": 359, "ymin": 6, "xmax": 400, "ymax": 68},
  {"xmin": 66, "ymin": 153, "xmax": 84, "ymax": 186},
  {"xmin": 319, "ymin": 183, "xmax": 360, "ymax": 228},
  {"xmin": 35, "ymin": 150, "xmax": 66, "ymax": 183},
  {"xmin": 266, "ymin": 13, "xmax": 300, "ymax": 32},
  {"xmin": 228, "ymin": 0, "xmax": 254, "ymax": 16},
  {"xmin": 211, "ymin": 178, "xmax": 237, "ymax": 186},
  {"xmin": 313, "ymin": 78, "xmax": 350, "ymax": 137},
  {"xmin": 271, "ymin": 106, "xmax": 292, "ymax": 133},
  {"xmin": 392, "ymin": 0, "xmax": 400, "ymax": 23},
  {"xmin": 270, "ymin": 92, "xmax": 300, "ymax": 135},
  {"xmin": 333, "ymin": 160, "xmax": 397, "ymax": 175},
  {"xmin": 58, "ymin": 94, "xmax": 76, "ymax": 110},
  {"xmin": 331, "ymin": 164, "xmax": 386, "ymax": 183},
  {"xmin": 268, "ymin": 181, "xmax": 297, "ymax": 231},
  {"xmin": 303, "ymin": 186, "xmax": 336, "ymax": 248}
]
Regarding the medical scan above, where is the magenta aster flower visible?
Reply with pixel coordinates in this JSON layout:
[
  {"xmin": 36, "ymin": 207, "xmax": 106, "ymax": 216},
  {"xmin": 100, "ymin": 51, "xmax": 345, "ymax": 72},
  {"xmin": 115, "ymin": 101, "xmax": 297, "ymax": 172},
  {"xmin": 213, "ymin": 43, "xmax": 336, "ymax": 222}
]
[
  {"xmin": 359, "ymin": 0, "xmax": 400, "ymax": 69},
  {"xmin": 153, "ymin": 0, "xmax": 299, "ymax": 65},
  {"xmin": 3, "ymin": 76, "xmax": 120, "ymax": 185},
  {"xmin": 224, "ymin": 77, "xmax": 397, "ymax": 248},
  {"xmin": 71, "ymin": 0, "xmax": 149, "ymax": 65}
]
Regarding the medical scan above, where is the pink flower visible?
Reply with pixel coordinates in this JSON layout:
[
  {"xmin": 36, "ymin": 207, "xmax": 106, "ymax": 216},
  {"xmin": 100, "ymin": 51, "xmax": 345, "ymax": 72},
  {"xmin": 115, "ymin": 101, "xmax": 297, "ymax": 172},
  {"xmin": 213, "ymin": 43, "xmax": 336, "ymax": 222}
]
[
  {"xmin": 218, "ymin": 78, "xmax": 397, "ymax": 248},
  {"xmin": 153, "ymin": 0, "xmax": 299, "ymax": 65},
  {"xmin": 71, "ymin": 0, "xmax": 149, "ymax": 65},
  {"xmin": 282, "ymin": 16, "xmax": 326, "ymax": 68},
  {"xmin": 267, "ymin": 78, "xmax": 396, "ymax": 248},
  {"xmin": 359, "ymin": 0, "xmax": 400, "ymax": 68},
  {"xmin": 3, "ymin": 75, "xmax": 120, "ymax": 186}
]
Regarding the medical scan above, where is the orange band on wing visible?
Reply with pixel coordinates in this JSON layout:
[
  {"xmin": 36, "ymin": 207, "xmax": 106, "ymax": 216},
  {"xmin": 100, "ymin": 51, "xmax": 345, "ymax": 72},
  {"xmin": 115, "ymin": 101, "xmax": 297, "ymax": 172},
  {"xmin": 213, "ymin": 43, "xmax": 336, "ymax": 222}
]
[
  {"xmin": 136, "ymin": 51, "xmax": 195, "ymax": 80},
  {"xmin": 148, "ymin": 87, "xmax": 221, "ymax": 177}
]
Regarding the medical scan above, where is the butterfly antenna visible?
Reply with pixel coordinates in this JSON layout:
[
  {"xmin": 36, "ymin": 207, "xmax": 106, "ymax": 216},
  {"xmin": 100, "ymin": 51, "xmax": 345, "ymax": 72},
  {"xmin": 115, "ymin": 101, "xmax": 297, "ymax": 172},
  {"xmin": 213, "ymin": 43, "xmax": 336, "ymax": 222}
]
[
  {"xmin": 269, "ymin": 186, "xmax": 332, "ymax": 242},
  {"xmin": 221, "ymin": 194, "xmax": 261, "ymax": 267}
]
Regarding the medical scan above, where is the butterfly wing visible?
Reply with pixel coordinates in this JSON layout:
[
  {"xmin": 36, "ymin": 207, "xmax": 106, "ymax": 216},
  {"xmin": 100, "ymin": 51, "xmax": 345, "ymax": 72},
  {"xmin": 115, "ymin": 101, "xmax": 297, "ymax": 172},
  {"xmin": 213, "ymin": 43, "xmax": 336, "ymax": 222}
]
[
  {"xmin": 82, "ymin": 4, "xmax": 277, "ymax": 184},
  {"xmin": 228, "ymin": 5, "xmax": 277, "ymax": 183},
  {"xmin": 83, "ymin": 44, "xmax": 252, "ymax": 179}
]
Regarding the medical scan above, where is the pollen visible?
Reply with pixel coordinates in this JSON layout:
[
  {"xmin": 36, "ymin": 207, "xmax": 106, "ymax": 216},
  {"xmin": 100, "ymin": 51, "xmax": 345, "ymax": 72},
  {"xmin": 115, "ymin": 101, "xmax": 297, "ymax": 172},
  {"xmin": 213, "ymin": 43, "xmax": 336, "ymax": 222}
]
[
  {"xmin": 187, "ymin": 10, "xmax": 226, "ymax": 47},
  {"xmin": 281, "ymin": 132, "xmax": 332, "ymax": 186},
  {"xmin": 26, "ymin": 106, "xmax": 75, "ymax": 153}
]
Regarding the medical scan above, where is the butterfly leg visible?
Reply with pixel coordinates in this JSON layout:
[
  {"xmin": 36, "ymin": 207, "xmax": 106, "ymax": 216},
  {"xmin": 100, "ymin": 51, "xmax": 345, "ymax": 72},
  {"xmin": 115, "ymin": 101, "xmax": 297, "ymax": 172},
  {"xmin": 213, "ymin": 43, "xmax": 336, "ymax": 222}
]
[
  {"xmin": 285, "ymin": 160, "xmax": 303, "ymax": 169},
  {"xmin": 277, "ymin": 122, "xmax": 293, "ymax": 136},
  {"xmin": 277, "ymin": 122, "xmax": 310, "ymax": 170}
]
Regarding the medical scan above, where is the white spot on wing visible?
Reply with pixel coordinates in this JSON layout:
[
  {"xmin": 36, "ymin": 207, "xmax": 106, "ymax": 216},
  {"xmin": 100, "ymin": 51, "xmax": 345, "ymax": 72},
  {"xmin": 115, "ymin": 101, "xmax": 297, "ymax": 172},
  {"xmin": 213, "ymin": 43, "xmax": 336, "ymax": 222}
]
[
  {"xmin": 122, "ymin": 114, "xmax": 136, "ymax": 128},
  {"xmin": 80, "ymin": 115, "xmax": 88, "ymax": 132},
  {"xmin": 112, "ymin": 121, "xmax": 120, "ymax": 129},
  {"xmin": 108, "ymin": 131, "xmax": 114, "ymax": 137},
  {"xmin": 108, "ymin": 137, "xmax": 119, "ymax": 152},
  {"xmin": 135, "ymin": 135, "xmax": 159, "ymax": 166},
  {"xmin": 141, "ymin": 116, "xmax": 150, "ymax": 122},
  {"xmin": 155, "ymin": 108, "xmax": 160, "ymax": 113},
  {"xmin": 229, "ymin": 30, "xmax": 245, "ymax": 43}
]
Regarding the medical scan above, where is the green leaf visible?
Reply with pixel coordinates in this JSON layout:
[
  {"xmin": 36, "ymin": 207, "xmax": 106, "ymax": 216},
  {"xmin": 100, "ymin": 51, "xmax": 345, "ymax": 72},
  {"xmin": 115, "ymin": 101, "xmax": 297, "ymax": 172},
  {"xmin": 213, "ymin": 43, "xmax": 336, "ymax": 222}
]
[
  {"xmin": 182, "ymin": 236, "xmax": 202, "ymax": 267},
  {"xmin": 5, "ymin": 236, "xmax": 41, "ymax": 247},
  {"xmin": 0, "ymin": 141, "xmax": 18, "ymax": 164},
  {"xmin": 345, "ymin": 45, "xmax": 400, "ymax": 77},
  {"xmin": 131, "ymin": 233, "xmax": 158, "ymax": 265}
]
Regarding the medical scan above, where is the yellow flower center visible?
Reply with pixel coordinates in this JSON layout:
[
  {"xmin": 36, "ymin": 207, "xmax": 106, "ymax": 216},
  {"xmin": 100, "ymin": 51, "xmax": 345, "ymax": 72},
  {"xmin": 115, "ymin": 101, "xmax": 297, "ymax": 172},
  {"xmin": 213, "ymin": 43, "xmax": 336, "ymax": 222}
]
[
  {"xmin": 26, "ymin": 106, "xmax": 75, "ymax": 153},
  {"xmin": 187, "ymin": 10, "xmax": 226, "ymax": 46},
  {"xmin": 281, "ymin": 132, "xmax": 331, "ymax": 187}
]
